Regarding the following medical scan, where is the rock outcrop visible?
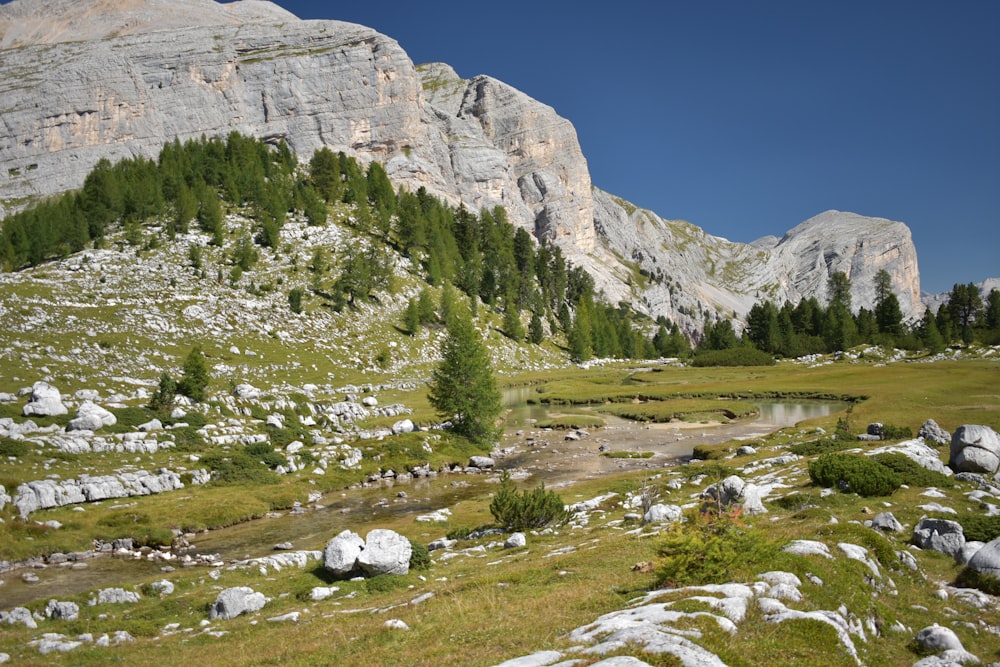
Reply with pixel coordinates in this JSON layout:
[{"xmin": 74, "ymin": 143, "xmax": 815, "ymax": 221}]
[{"xmin": 0, "ymin": 0, "xmax": 924, "ymax": 334}]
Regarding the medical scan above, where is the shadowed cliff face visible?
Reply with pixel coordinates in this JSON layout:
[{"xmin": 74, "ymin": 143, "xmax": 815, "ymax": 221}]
[{"xmin": 0, "ymin": 0, "xmax": 922, "ymax": 331}]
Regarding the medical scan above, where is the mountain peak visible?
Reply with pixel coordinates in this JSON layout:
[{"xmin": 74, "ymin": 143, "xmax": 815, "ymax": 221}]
[{"xmin": 0, "ymin": 0, "xmax": 297, "ymax": 48}]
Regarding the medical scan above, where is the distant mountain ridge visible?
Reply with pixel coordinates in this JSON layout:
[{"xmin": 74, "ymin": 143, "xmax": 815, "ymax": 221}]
[{"xmin": 0, "ymin": 0, "xmax": 924, "ymax": 333}]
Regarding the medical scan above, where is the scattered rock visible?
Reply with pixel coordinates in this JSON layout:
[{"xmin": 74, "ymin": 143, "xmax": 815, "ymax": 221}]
[
  {"xmin": 209, "ymin": 587, "xmax": 267, "ymax": 620},
  {"xmin": 504, "ymin": 532, "xmax": 527, "ymax": 549},
  {"xmin": 45, "ymin": 600, "xmax": 80, "ymax": 621},
  {"xmin": 469, "ymin": 456, "xmax": 495, "ymax": 469},
  {"xmin": 233, "ymin": 383, "xmax": 261, "ymax": 400},
  {"xmin": 919, "ymin": 419, "xmax": 951, "ymax": 446},
  {"xmin": 643, "ymin": 503, "xmax": 682, "ymax": 524},
  {"xmin": 871, "ymin": 512, "xmax": 903, "ymax": 533},
  {"xmin": 67, "ymin": 400, "xmax": 117, "ymax": 431},
  {"xmin": 912, "ymin": 518, "xmax": 966, "ymax": 561},
  {"xmin": 90, "ymin": 587, "xmax": 141, "ymax": 605},
  {"xmin": 702, "ymin": 475, "xmax": 745, "ymax": 507},
  {"xmin": 0, "ymin": 606, "xmax": 37, "ymax": 629},
  {"xmin": 310, "ymin": 586, "xmax": 339, "ymax": 601},
  {"xmin": 384, "ymin": 619, "xmax": 410, "ymax": 630},
  {"xmin": 392, "ymin": 418, "xmax": 415, "ymax": 434}
]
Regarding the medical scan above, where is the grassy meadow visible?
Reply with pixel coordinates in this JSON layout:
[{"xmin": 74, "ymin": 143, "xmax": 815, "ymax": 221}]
[{"xmin": 2, "ymin": 354, "xmax": 1000, "ymax": 666}]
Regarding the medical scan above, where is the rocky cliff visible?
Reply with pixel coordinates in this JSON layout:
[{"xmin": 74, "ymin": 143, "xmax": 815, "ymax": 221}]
[{"xmin": 0, "ymin": 0, "xmax": 923, "ymax": 333}]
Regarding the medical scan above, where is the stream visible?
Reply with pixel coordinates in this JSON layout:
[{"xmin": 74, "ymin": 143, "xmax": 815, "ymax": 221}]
[{"xmin": 0, "ymin": 397, "xmax": 845, "ymax": 608}]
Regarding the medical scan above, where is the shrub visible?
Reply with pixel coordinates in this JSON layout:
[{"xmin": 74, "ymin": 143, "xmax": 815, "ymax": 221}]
[
  {"xmin": 0, "ymin": 438, "xmax": 29, "ymax": 458},
  {"xmin": 409, "ymin": 540, "xmax": 431, "ymax": 570},
  {"xmin": 870, "ymin": 452, "xmax": 951, "ymax": 488},
  {"xmin": 201, "ymin": 452, "xmax": 279, "ymax": 485},
  {"xmin": 244, "ymin": 442, "xmax": 285, "ymax": 469},
  {"xmin": 656, "ymin": 508, "xmax": 780, "ymax": 587},
  {"xmin": 489, "ymin": 469, "xmax": 569, "ymax": 531},
  {"xmin": 955, "ymin": 513, "xmax": 1000, "ymax": 543},
  {"xmin": 955, "ymin": 567, "xmax": 1000, "ymax": 596},
  {"xmin": 808, "ymin": 452, "xmax": 901, "ymax": 497},
  {"xmin": 789, "ymin": 438, "xmax": 852, "ymax": 456},
  {"xmin": 691, "ymin": 348, "xmax": 775, "ymax": 367},
  {"xmin": 879, "ymin": 423, "xmax": 913, "ymax": 440}
]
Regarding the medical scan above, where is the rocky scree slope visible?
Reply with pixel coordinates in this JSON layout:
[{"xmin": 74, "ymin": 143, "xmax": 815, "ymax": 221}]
[{"xmin": 0, "ymin": 0, "xmax": 922, "ymax": 333}]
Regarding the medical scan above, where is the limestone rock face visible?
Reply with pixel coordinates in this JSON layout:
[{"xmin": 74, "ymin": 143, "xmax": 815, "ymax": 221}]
[
  {"xmin": 592, "ymin": 192, "xmax": 924, "ymax": 337},
  {"xmin": 0, "ymin": 0, "xmax": 925, "ymax": 336}
]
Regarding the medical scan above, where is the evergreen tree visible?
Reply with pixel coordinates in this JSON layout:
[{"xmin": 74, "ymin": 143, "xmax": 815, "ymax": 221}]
[
  {"xmin": 427, "ymin": 311, "xmax": 502, "ymax": 445},
  {"xmin": 417, "ymin": 287, "xmax": 437, "ymax": 325},
  {"xmin": 177, "ymin": 346, "xmax": 210, "ymax": 403},
  {"xmin": 947, "ymin": 282, "xmax": 983, "ymax": 343},
  {"xmin": 985, "ymin": 289, "xmax": 1000, "ymax": 331},
  {"xmin": 288, "ymin": 287, "xmax": 304, "ymax": 314},
  {"xmin": 147, "ymin": 372, "xmax": 177, "ymax": 414},
  {"xmin": 873, "ymin": 269, "xmax": 903, "ymax": 336},
  {"xmin": 528, "ymin": 311, "xmax": 545, "ymax": 345},
  {"xmin": 404, "ymin": 298, "xmax": 420, "ymax": 335},
  {"xmin": 502, "ymin": 293, "xmax": 523, "ymax": 342},
  {"xmin": 568, "ymin": 302, "xmax": 594, "ymax": 363},
  {"xmin": 918, "ymin": 309, "xmax": 945, "ymax": 353}
]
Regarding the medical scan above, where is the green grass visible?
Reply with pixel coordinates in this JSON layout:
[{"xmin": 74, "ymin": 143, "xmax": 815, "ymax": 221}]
[{"xmin": 597, "ymin": 397, "xmax": 758, "ymax": 423}]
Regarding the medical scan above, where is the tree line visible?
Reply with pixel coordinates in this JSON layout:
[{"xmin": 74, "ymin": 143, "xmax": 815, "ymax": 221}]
[
  {"xmin": 0, "ymin": 132, "xmax": 663, "ymax": 361},
  {"xmin": 698, "ymin": 270, "xmax": 1000, "ymax": 358}
]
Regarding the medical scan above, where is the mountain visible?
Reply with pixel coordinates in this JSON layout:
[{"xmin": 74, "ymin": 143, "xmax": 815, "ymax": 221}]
[{"xmin": 0, "ymin": 0, "xmax": 923, "ymax": 333}]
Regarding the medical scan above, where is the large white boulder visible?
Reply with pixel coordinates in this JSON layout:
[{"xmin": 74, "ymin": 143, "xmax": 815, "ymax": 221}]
[
  {"xmin": 967, "ymin": 536, "xmax": 1000, "ymax": 578},
  {"xmin": 357, "ymin": 529, "xmax": 411, "ymax": 576},
  {"xmin": 322, "ymin": 530, "xmax": 364, "ymax": 576},
  {"xmin": 67, "ymin": 401, "xmax": 117, "ymax": 432},
  {"xmin": 949, "ymin": 424, "xmax": 1000, "ymax": 474},
  {"xmin": 22, "ymin": 382, "xmax": 67, "ymax": 417}
]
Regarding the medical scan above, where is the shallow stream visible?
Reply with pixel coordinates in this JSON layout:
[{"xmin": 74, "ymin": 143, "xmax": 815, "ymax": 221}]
[{"xmin": 1, "ymin": 397, "xmax": 845, "ymax": 607}]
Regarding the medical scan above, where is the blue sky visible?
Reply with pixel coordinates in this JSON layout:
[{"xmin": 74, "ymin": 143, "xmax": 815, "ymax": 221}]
[{"xmin": 211, "ymin": 4, "xmax": 1000, "ymax": 291}]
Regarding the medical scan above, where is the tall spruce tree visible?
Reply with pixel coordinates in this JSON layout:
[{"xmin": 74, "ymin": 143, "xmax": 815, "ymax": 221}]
[{"xmin": 427, "ymin": 311, "xmax": 502, "ymax": 446}]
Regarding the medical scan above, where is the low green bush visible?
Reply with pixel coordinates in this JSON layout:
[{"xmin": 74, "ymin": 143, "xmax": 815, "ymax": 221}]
[
  {"xmin": 409, "ymin": 540, "xmax": 431, "ymax": 570},
  {"xmin": 789, "ymin": 438, "xmax": 852, "ymax": 456},
  {"xmin": 955, "ymin": 513, "xmax": 1000, "ymax": 543},
  {"xmin": 870, "ymin": 452, "xmax": 951, "ymax": 488},
  {"xmin": 489, "ymin": 469, "xmax": 569, "ymax": 531},
  {"xmin": 244, "ymin": 441, "xmax": 286, "ymax": 468},
  {"xmin": 691, "ymin": 348, "xmax": 776, "ymax": 367},
  {"xmin": 955, "ymin": 567, "xmax": 1000, "ymax": 596},
  {"xmin": 201, "ymin": 451, "xmax": 279, "ymax": 485},
  {"xmin": 879, "ymin": 423, "xmax": 913, "ymax": 440},
  {"xmin": 808, "ymin": 452, "xmax": 901, "ymax": 497},
  {"xmin": 0, "ymin": 438, "xmax": 29, "ymax": 457}
]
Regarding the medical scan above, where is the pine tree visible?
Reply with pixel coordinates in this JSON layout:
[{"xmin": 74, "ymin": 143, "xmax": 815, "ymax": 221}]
[
  {"xmin": 147, "ymin": 372, "xmax": 177, "ymax": 414},
  {"xmin": 528, "ymin": 311, "xmax": 545, "ymax": 344},
  {"xmin": 177, "ymin": 346, "xmax": 210, "ymax": 403},
  {"xmin": 427, "ymin": 312, "xmax": 502, "ymax": 445}
]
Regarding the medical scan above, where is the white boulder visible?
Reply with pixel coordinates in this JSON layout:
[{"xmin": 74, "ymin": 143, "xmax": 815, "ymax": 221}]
[
  {"xmin": 22, "ymin": 381, "xmax": 67, "ymax": 417},
  {"xmin": 357, "ymin": 528, "xmax": 411, "ymax": 576},
  {"xmin": 323, "ymin": 530, "xmax": 365, "ymax": 576},
  {"xmin": 209, "ymin": 587, "xmax": 267, "ymax": 620}
]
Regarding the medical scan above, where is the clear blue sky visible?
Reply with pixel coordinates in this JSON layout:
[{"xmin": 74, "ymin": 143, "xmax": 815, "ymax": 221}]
[{"xmin": 243, "ymin": 3, "xmax": 999, "ymax": 292}]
